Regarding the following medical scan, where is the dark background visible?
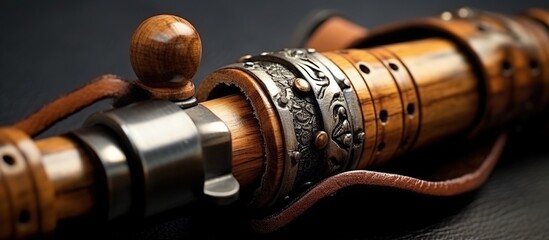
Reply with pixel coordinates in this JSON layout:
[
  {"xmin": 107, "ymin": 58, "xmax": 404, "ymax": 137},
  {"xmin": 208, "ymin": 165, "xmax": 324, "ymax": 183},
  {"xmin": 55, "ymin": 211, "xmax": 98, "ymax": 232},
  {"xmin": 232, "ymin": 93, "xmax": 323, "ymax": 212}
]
[{"xmin": 1, "ymin": 1, "xmax": 549, "ymax": 239}]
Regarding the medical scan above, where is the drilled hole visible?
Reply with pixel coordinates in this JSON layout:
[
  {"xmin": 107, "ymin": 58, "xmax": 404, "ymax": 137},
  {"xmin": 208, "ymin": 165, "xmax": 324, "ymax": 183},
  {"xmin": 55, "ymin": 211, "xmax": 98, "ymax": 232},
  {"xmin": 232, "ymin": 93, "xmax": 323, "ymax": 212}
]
[
  {"xmin": 389, "ymin": 63, "xmax": 399, "ymax": 71},
  {"xmin": 2, "ymin": 154, "xmax": 15, "ymax": 166},
  {"xmin": 406, "ymin": 103, "xmax": 415, "ymax": 116},
  {"xmin": 18, "ymin": 210, "xmax": 30, "ymax": 223},
  {"xmin": 379, "ymin": 109, "xmax": 389, "ymax": 123},
  {"xmin": 501, "ymin": 59, "xmax": 513, "ymax": 77},
  {"xmin": 530, "ymin": 58, "xmax": 540, "ymax": 76},
  {"xmin": 377, "ymin": 141, "xmax": 386, "ymax": 152},
  {"xmin": 359, "ymin": 64, "xmax": 370, "ymax": 74}
]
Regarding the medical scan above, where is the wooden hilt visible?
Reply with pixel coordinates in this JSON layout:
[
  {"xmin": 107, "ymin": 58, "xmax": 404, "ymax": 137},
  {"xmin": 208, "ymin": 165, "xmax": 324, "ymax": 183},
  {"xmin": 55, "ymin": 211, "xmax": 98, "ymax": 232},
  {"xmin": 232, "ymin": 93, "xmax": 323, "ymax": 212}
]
[{"xmin": 1, "ymin": 7, "xmax": 549, "ymax": 239}]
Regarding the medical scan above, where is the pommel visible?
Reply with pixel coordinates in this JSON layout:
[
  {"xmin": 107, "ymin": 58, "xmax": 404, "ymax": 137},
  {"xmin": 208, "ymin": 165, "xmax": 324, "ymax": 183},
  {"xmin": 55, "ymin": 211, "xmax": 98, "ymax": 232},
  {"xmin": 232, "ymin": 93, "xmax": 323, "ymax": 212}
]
[{"xmin": 129, "ymin": 14, "xmax": 202, "ymax": 100}]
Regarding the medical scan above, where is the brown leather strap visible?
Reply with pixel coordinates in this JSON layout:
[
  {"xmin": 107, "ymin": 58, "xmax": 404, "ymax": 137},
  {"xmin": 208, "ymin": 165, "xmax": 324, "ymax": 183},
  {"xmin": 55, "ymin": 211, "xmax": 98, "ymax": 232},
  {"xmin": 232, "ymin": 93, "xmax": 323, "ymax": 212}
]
[
  {"xmin": 13, "ymin": 74, "xmax": 130, "ymax": 137},
  {"xmin": 305, "ymin": 16, "xmax": 368, "ymax": 51},
  {"xmin": 287, "ymin": 9, "xmax": 368, "ymax": 51},
  {"xmin": 250, "ymin": 132, "xmax": 507, "ymax": 233}
]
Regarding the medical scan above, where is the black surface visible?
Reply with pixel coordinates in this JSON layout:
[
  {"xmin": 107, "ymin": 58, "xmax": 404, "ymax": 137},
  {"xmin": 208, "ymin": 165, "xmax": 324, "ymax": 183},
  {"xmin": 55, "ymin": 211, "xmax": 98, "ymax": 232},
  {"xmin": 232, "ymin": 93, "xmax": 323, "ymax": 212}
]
[{"xmin": 2, "ymin": 1, "xmax": 549, "ymax": 239}]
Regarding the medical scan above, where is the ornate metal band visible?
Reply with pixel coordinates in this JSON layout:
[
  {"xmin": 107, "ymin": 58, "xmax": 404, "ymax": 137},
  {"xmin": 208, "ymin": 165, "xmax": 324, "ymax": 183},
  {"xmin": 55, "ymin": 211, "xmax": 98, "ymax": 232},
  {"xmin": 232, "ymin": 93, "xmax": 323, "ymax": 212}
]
[
  {"xmin": 228, "ymin": 48, "xmax": 365, "ymax": 206},
  {"xmin": 250, "ymin": 49, "xmax": 364, "ymax": 173},
  {"xmin": 313, "ymin": 51, "xmax": 365, "ymax": 170},
  {"xmin": 228, "ymin": 62, "xmax": 323, "ymax": 202}
]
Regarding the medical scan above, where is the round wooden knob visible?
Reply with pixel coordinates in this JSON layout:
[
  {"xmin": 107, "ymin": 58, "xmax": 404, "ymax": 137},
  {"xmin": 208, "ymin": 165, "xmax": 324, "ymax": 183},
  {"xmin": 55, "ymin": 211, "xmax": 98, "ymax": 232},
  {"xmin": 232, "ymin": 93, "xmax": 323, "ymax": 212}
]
[{"xmin": 130, "ymin": 15, "xmax": 201, "ymax": 97}]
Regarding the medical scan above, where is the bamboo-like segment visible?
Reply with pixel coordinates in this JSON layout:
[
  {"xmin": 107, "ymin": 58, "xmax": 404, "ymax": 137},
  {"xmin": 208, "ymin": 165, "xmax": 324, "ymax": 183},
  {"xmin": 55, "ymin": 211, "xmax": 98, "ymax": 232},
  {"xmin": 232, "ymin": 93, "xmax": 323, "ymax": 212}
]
[
  {"xmin": 1, "ymin": 7, "xmax": 548, "ymax": 239},
  {"xmin": 325, "ymin": 38, "xmax": 481, "ymax": 167},
  {"xmin": 200, "ymin": 94, "xmax": 265, "ymax": 189},
  {"xmin": 27, "ymin": 94, "xmax": 265, "ymax": 226}
]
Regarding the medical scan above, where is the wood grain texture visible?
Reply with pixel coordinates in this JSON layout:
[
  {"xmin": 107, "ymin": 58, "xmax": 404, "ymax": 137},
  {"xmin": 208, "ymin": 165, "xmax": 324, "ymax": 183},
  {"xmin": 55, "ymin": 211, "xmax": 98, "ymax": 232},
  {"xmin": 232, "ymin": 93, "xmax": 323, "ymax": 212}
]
[
  {"xmin": 197, "ymin": 68, "xmax": 285, "ymax": 208},
  {"xmin": 339, "ymin": 49, "xmax": 405, "ymax": 166},
  {"xmin": 200, "ymin": 94, "xmax": 264, "ymax": 189},
  {"xmin": 0, "ymin": 128, "xmax": 56, "ymax": 239},
  {"xmin": 130, "ymin": 15, "xmax": 201, "ymax": 100},
  {"xmin": 0, "ymin": 132, "xmax": 40, "ymax": 239},
  {"xmin": 1, "ymin": 8, "xmax": 548, "ymax": 237},
  {"xmin": 322, "ymin": 53, "xmax": 377, "ymax": 169},
  {"xmin": 381, "ymin": 38, "xmax": 479, "ymax": 149}
]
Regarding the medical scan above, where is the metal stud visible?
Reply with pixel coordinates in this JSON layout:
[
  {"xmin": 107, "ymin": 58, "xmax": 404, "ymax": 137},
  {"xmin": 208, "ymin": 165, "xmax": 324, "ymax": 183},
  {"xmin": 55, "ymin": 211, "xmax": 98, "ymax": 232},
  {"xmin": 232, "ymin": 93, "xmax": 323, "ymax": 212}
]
[
  {"xmin": 293, "ymin": 77, "xmax": 311, "ymax": 93},
  {"xmin": 307, "ymin": 48, "xmax": 316, "ymax": 53},
  {"xmin": 290, "ymin": 151, "xmax": 301, "ymax": 165},
  {"xmin": 343, "ymin": 134, "xmax": 353, "ymax": 147},
  {"xmin": 317, "ymin": 71, "xmax": 325, "ymax": 79},
  {"xmin": 314, "ymin": 131, "xmax": 329, "ymax": 149},
  {"xmin": 277, "ymin": 96, "xmax": 289, "ymax": 107},
  {"xmin": 457, "ymin": 7, "xmax": 472, "ymax": 18},
  {"xmin": 237, "ymin": 55, "xmax": 252, "ymax": 63},
  {"xmin": 244, "ymin": 62, "xmax": 254, "ymax": 68},
  {"xmin": 343, "ymin": 79, "xmax": 351, "ymax": 88},
  {"xmin": 357, "ymin": 132, "xmax": 365, "ymax": 142},
  {"xmin": 440, "ymin": 11, "xmax": 453, "ymax": 21}
]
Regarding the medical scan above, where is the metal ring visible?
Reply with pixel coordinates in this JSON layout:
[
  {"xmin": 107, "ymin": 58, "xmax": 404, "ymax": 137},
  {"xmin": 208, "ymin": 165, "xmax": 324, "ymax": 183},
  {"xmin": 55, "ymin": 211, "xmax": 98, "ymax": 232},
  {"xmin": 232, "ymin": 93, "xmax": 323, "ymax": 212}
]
[
  {"xmin": 71, "ymin": 126, "xmax": 132, "ymax": 220},
  {"xmin": 184, "ymin": 104, "xmax": 239, "ymax": 205},
  {"xmin": 84, "ymin": 100, "xmax": 203, "ymax": 217},
  {"xmin": 251, "ymin": 49, "xmax": 361, "ymax": 174},
  {"xmin": 228, "ymin": 61, "xmax": 323, "ymax": 203},
  {"xmin": 314, "ymin": 51, "xmax": 365, "ymax": 170}
]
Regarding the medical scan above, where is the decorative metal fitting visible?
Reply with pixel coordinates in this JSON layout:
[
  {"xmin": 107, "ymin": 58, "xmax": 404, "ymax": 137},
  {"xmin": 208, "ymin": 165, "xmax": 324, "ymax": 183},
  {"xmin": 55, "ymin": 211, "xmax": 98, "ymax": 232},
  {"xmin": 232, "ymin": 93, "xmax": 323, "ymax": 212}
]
[
  {"xmin": 227, "ymin": 61, "xmax": 322, "ymax": 206},
  {"xmin": 71, "ymin": 126, "xmax": 132, "ymax": 221},
  {"xmin": 250, "ymin": 48, "xmax": 364, "ymax": 173},
  {"xmin": 81, "ymin": 100, "xmax": 239, "ymax": 218}
]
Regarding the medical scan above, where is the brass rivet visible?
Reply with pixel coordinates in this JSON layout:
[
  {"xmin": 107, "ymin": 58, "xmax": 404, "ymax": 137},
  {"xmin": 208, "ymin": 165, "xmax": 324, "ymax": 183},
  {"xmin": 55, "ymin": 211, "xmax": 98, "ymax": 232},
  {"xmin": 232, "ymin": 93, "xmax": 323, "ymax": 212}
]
[
  {"xmin": 314, "ymin": 131, "xmax": 329, "ymax": 149},
  {"xmin": 293, "ymin": 78, "xmax": 311, "ymax": 93}
]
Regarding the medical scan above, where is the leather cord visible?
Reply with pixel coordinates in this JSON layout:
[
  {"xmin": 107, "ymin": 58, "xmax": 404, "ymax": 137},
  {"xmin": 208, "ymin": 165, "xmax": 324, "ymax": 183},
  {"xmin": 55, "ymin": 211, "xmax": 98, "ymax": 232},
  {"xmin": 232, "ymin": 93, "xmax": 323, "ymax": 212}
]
[
  {"xmin": 250, "ymin": 132, "xmax": 507, "ymax": 233},
  {"xmin": 12, "ymin": 74, "xmax": 131, "ymax": 137}
]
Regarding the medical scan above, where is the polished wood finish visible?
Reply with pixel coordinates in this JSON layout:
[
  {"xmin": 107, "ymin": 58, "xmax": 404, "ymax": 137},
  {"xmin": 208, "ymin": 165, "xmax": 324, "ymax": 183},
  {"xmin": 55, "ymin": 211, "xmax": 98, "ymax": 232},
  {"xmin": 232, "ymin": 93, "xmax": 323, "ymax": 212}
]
[
  {"xmin": 340, "ymin": 49, "xmax": 406, "ymax": 166},
  {"xmin": 201, "ymin": 94, "xmax": 265, "ymax": 189},
  {"xmin": 130, "ymin": 14, "xmax": 201, "ymax": 100},
  {"xmin": 322, "ymin": 53, "xmax": 377, "ymax": 169},
  {"xmin": 197, "ymin": 68, "xmax": 285, "ymax": 208},
  {"xmin": 329, "ymin": 38, "xmax": 480, "ymax": 166},
  {"xmin": 36, "ymin": 137, "xmax": 95, "ymax": 221},
  {"xmin": 382, "ymin": 38, "xmax": 480, "ymax": 148},
  {"xmin": 0, "ymin": 128, "xmax": 56, "ymax": 239},
  {"xmin": 1, "ymin": 8, "xmax": 549, "ymax": 238}
]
